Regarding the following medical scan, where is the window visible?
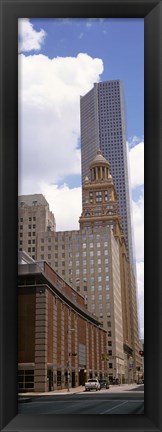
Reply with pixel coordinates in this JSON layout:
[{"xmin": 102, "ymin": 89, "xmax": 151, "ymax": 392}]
[
  {"xmin": 57, "ymin": 370, "xmax": 61, "ymax": 386},
  {"xmin": 106, "ymin": 294, "xmax": 110, "ymax": 300},
  {"xmin": 108, "ymin": 331, "xmax": 111, "ymax": 337},
  {"xmin": 108, "ymin": 341, "xmax": 112, "ymax": 346},
  {"xmin": 98, "ymin": 294, "xmax": 102, "ymax": 300},
  {"xmin": 109, "ymin": 363, "xmax": 113, "ymax": 369},
  {"xmin": 107, "ymin": 321, "xmax": 111, "ymax": 327},
  {"xmin": 41, "ymin": 246, "xmax": 44, "ymax": 251},
  {"xmin": 18, "ymin": 369, "xmax": 34, "ymax": 391},
  {"xmin": 98, "ymin": 276, "xmax": 102, "ymax": 282},
  {"xmin": 83, "ymin": 243, "xmax": 86, "ymax": 249}
]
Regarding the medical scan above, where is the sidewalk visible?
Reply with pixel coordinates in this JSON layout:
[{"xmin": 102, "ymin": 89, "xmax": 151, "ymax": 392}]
[{"xmin": 18, "ymin": 383, "xmax": 139, "ymax": 398}]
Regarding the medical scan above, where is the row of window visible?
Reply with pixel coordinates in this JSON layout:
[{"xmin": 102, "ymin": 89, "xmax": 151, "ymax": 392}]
[{"xmin": 18, "ymin": 217, "xmax": 36, "ymax": 222}]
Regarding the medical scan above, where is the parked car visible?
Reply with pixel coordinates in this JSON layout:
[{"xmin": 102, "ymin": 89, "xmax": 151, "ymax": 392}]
[
  {"xmin": 98, "ymin": 379, "xmax": 109, "ymax": 389},
  {"xmin": 85, "ymin": 378, "xmax": 101, "ymax": 391}
]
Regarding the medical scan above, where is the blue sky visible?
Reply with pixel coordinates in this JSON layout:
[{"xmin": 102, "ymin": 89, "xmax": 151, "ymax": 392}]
[
  {"xmin": 27, "ymin": 18, "xmax": 144, "ymax": 139},
  {"xmin": 18, "ymin": 18, "xmax": 144, "ymax": 338}
]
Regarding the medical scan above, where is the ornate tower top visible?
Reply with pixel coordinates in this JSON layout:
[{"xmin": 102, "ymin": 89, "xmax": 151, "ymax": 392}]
[
  {"xmin": 89, "ymin": 148, "xmax": 111, "ymax": 182},
  {"xmin": 79, "ymin": 150, "xmax": 125, "ymax": 247}
]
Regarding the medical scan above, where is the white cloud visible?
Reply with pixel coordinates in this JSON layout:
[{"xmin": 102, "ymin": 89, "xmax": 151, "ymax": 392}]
[
  {"xmin": 132, "ymin": 192, "xmax": 144, "ymax": 262},
  {"xmin": 136, "ymin": 261, "xmax": 144, "ymax": 339},
  {"xmin": 41, "ymin": 183, "xmax": 82, "ymax": 232},
  {"xmin": 18, "ymin": 18, "xmax": 47, "ymax": 53},
  {"xmin": 78, "ymin": 32, "xmax": 84, "ymax": 39},
  {"xmin": 86, "ymin": 20, "xmax": 93, "ymax": 28},
  {"xmin": 129, "ymin": 141, "xmax": 144, "ymax": 189},
  {"xmin": 18, "ymin": 52, "xmax": 103, "ymax": 194}
]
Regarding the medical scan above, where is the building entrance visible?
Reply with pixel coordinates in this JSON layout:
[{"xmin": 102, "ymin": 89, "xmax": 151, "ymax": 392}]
[{"xmin": 79, "ymin": 369, "xmax": 85, "ymax": 386}]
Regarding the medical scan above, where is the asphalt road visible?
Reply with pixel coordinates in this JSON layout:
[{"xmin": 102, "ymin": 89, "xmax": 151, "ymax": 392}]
[{"xmin": 18, "ymin": 385, "xmax": 144, "ymax": 415}]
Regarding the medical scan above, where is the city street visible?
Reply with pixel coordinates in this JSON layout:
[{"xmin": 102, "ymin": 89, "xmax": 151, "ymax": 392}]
[{"xmin": 18, "ymin": 384, "xmax": 144, "ymax": 415}]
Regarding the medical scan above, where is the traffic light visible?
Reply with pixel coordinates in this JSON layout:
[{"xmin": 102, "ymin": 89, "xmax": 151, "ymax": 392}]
[{"xmin": 139, "ymin": 350, "xmax": 144, "ymax": 357}]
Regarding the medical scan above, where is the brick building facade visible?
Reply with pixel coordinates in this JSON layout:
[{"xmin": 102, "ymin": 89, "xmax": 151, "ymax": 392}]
[{"xmin": 18, "ymin": 252, "xmax": 107, "ymax": 392}]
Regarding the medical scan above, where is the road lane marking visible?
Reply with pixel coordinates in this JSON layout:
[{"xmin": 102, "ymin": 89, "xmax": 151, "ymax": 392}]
[{"xmin": 101, "ymin": 400, "xmax": 128, "ymax": 414}]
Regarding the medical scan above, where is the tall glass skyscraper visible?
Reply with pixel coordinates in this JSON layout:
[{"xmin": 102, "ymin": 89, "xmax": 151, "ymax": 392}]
[{"xmin": 80, "ymin": 80, "xmax": 134, "ymax": 267}]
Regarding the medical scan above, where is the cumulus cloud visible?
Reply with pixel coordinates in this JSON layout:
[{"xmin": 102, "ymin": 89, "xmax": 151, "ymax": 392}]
[
  {"xmin": 41, "ymin": 183, "xmax": 82, "ymax": 231},
  {"xmin": 132, "ymin": 192, "xmax": 144, "ymax": 263},
  {"xmin": 18, "ymin": 52, "xmax": 103, "ymax": 194},
  {"xmin": 136, "ymin": 261, "xmax": 144, "ymax": 339},
  {"xmin": 129, "ymin": 141, "xmax": 144, "ymax": 189},
  {"xmin": 18, "ymin": 18, "xmax": 47, "ymax": 53}
]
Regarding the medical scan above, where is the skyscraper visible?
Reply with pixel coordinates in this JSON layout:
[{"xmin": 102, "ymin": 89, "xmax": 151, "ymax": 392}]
[{"xmin": 80, "ymin": 80, "xmax": 134, "ymax": 266}]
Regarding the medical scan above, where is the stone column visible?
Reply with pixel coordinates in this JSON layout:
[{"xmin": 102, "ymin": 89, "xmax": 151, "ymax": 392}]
[
  {"xmin": 34, "ymin": 287, "xmax": 48, "ymax": 392},
  {"xmin": 61, "ymin": 304, "xmax": 65, "ymax": 388},
  {"xmin": 53, "ymin": 297, "xmax": 57, "ymax": 389},
  {"xmin": 86, "ymin": 322, "xmax": 89, "ymax": 377},
  {"xmin": 91, "ymin": 327, "xmax": 95, "ymax": 376},
  {"xmin": 96, "ymin": 329, "xmax": 99, "ymax": 375}
]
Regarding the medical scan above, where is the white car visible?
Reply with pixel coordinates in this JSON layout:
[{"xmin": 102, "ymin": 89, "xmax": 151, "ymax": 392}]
[{"xmin": 85, "ymin": 378, "xmax": 101, "ymax": 391}]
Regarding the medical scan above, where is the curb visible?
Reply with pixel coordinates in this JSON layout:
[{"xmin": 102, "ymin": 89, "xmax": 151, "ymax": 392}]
[{"xmin": 18, "ymin": 397, "xmax": 32, "ymax": 403}]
